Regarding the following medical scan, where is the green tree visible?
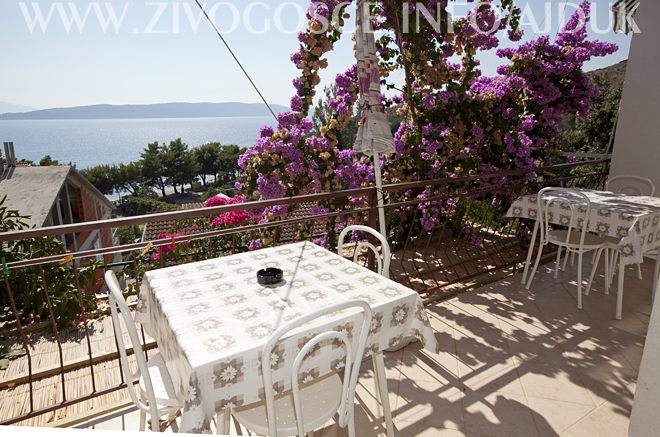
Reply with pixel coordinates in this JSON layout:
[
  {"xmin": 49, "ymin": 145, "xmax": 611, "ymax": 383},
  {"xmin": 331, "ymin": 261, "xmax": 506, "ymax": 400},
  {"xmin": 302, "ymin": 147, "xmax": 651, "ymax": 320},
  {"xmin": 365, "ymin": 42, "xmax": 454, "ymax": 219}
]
[
  {"xmin": 113, "ymin": 162, "xmax": 143, "ymax": 195},
  {"xmin": 80, "ymin": 164, "xmax": 115, "ymax": 195},
  {"xmin": 162, "ymin": 139, "xmax": 200, "ymax": 194},
  {"xmin": 554, "ymin": 72, "xmax": 623, "ymax": 155},
  {"xmin": 39, "ymin": 155, "xmax": 60, "ymax": 166},
  {"xmin": 215, "ymin": 145, "xmax": 242, "ymax": 184},
  {"xmin": 140, "ymin": 142, "xmax": 168, "ymax": 197},
  {"xmin": 193, "ymin": 142, "xmax": 222, "ymax": 187}
]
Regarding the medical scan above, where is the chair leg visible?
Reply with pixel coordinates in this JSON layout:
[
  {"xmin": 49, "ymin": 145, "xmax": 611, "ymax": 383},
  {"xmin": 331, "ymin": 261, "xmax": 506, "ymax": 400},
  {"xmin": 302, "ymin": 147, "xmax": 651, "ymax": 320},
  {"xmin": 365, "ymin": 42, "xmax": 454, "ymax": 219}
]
[
  {"xmin": 554, "ymin": 247, "xmax": 562, "ymax": 279},
  {"xmin": 586, "ymin": 248, "xmax": 603, "ymax": 296},
  {"xmin": 577, "ymin": 252, "xmax": 583, "ymax": 309},
  {"xmin": 373, "ymin": 353, "xmax": 394, "ymax": 437},
  {"xmin": 604, "ymin": 248, "xmax": 610, "ymax": 295},
  {"xmin": 139, "ymin": 410, "xmax": 146, "ymax": 432},
  {"xmin": 373, "ymin": 361, "xmax": 382, "ymax": 417},
  {"xmin": 653, "ymin": 253, "xmax": 660, "ymax": 304},
  {"xmin": 637, "ymin": 263, "xmax": 643, "ymax": 280},
  {"xmin": 616, "ymin": 256, "xmax": 625, "ymax": 320},
  {"xmin": 232, "ymin": 415, "xmax": 244, "ymax": 436},
  {"xmin": 168, "ymin": 412, "xmax": 179, "ymax": 433},
  {"xmin": 526, "ymin": 243, "xmax": 545, "ymax": 290},
  {"xmin": 562, "ymin": 249, "xmax": 571, "ymax": 271},
  {"xmin": 608, "ymin": 250, "xmax": 619, "ymax": 288},
  {"xmin": 521, "ymin": 220, "xmax": 540, "ymax": 285},
  {"xmin": 347, "ymin": 411, "xmax": 356, "ymax": 437}
]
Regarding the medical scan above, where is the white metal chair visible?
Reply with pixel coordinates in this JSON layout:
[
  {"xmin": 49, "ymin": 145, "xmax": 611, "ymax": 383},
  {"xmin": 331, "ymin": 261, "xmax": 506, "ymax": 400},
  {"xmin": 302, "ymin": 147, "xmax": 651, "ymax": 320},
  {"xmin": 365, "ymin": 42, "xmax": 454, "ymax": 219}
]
[
  {"xmin": 233, "ymin": 300, "xmax": 372, "ymax": 437},
  {"xmin": 338, "ymin": 225, "xmax": 391, "ymax": 278},
  {"xmin": 526, "ymin": 188, "xmax": 610, "ymax": 308},
  {"xmin": 606, "ymin": 175, "xmax": 656, "ymax": 197},
  {"xmin": 605, "ymin": 175, "xmax": 659, "ymax": 289},
  {"xmin": 105, "ymin": 271, "xmax": 183, "ymax": 432},
  {"xmin": 338, "ymin": 225, "xmax": 395, "ymax": 437}
]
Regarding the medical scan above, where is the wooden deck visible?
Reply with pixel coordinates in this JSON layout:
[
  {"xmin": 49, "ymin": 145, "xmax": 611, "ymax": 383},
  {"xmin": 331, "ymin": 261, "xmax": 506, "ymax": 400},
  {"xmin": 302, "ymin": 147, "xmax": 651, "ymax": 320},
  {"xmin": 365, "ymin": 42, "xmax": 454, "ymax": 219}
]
[{"xmin": 0, "ymin": 311, "xmax": 150, "ymax": 426}]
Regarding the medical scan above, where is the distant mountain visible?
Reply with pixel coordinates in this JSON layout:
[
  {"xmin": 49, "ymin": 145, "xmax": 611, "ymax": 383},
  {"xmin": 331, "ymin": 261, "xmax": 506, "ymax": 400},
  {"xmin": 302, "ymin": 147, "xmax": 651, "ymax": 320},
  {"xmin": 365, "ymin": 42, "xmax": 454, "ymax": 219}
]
[
  {"xmin": 0, "ymin": 101, "xmax": 35, "ymax": 114},
  {"xmin": 0, "ymin": 102, "xmax": 289, "ymax": 120}
]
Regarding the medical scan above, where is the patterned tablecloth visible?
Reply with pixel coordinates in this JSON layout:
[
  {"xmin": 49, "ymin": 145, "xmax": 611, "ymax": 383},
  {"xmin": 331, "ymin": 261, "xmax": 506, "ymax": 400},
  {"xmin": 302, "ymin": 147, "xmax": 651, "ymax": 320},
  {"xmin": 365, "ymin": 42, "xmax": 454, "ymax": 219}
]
[
  {"xmin": 506, "ymin": 188, "xmax": 660, "ymax": 265},
  {"xmin": 136, "ymin": 241, "xmax": 437, "ymax": 433}
]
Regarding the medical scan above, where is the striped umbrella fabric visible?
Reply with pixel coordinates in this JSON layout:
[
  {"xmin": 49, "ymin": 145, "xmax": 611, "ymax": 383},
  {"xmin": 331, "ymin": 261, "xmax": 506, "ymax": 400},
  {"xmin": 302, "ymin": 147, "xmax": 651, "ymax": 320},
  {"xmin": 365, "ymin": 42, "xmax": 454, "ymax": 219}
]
[
  {"xmin": 353, "ymin": 0, "xmax": 395, "ymax": 156},
  {"xmin": 611, "ymin": 0, "xmax": 641, "ymax": 34}
]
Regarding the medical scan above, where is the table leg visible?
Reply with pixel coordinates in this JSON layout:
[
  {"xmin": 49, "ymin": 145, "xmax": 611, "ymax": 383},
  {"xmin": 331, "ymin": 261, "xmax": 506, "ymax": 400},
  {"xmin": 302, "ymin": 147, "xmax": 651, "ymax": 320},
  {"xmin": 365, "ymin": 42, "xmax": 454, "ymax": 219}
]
[
  {"xmin": 216, "ymin": 409, "xmax": 230, "ymax": 435},
  {"xmin": 616, "ymin": 256, "xmax": 625, "ymax": 320},
  {"xmin": 373, "ymin": 352, "xmax": 394, "ymax": 437},
  {"xmin": 522, "ymin": 220, "xmax": 540, "ymax": 284}
]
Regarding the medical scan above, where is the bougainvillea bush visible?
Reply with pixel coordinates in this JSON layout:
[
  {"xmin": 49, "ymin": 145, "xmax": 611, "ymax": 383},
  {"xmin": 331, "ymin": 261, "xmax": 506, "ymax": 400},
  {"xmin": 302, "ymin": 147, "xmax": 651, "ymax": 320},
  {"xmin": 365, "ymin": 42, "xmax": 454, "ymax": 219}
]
[
  {"xmin": 237, "ymin": 0, "xmax": 617, "ymax": 242},
  {"xmin": 142, "ymin": 194, "xmax": 256, "ymax": 265}
]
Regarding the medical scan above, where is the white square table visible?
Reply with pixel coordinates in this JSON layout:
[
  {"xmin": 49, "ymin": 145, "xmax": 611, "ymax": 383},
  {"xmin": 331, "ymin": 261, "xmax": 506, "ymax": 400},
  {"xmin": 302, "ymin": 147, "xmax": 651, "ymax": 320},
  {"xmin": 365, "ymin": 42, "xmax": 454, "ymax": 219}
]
[
  {"xmin": 136, "ymin": 241, "xmax": 437, "ymax": 434},
  {"xmin": 506, "ymin": 188, "xmax": 660, "ymax": 319}
]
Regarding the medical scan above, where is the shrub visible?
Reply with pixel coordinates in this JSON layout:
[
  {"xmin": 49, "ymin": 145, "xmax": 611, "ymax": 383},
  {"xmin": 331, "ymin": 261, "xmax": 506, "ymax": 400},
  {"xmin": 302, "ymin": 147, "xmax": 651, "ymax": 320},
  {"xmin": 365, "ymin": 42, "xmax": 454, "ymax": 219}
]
[
  {"xmin": 0, "ymin": 196, "xmax": 101, "ymax": 327},
  {"xmin": 117, "ymin": 196, "xmax": 179, "ymax": 217},
  {"xmin": 114, "ymin": 225, "xmax": 143, "ymax": 245}
]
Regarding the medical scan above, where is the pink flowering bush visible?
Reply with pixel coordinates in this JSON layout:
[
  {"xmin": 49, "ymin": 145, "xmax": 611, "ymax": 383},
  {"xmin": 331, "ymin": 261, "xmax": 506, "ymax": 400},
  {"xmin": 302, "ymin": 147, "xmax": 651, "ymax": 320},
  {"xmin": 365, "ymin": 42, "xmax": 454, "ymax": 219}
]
[
  {"xmin": 205, "ymin": 195, "xmax": 251, "ymax": 227},
  {"xmin": 237, "ymin": 0, "xmax": 617, "ymax": 238}
]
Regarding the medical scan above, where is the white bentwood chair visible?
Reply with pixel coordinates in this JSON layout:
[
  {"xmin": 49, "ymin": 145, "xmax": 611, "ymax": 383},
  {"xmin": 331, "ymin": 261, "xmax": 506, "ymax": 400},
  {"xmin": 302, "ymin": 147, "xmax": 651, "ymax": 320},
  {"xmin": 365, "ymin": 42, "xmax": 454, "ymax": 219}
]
[
  {"xmin": 605, "ymin": 175, "xmax": 660, "ymax": 296},
  {"xmin": 337, "ymin": 225, "xmax": 391, "ymax": 278},
  {"xmin": 105, "ymin": 271, "xmax": 183, "ymax": 432},
  {"xmin": 606, "ymin": 175, "xmax": 656, "ymax": 197},
  {"xmin": 337, "ymin": 225, "xmax": 395, "ymax": 437},
  {"xmin": 526, "ymin": 188, "xmax": 610, "ymax": 308},
  {"xmin": 233, "ymin": 300, "xmax": 372, "ymax": 437}
]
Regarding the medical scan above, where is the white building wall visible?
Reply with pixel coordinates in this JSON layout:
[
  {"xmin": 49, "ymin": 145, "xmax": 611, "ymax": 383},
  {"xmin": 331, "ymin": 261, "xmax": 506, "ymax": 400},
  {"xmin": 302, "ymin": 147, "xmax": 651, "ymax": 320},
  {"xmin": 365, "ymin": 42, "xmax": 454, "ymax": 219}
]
[
  {"xmin": 610, "ymin": 0, "xmax": 660, "ymax": 191},
  {"xmin": 622, "ymin": 3, "xmax": 660, "ymax": 436}
]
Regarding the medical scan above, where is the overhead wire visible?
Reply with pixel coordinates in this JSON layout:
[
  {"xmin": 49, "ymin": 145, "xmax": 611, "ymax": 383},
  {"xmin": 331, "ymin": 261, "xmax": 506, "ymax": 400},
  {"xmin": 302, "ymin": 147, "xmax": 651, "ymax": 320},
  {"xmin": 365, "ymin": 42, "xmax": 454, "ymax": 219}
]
[{"xmin": 191, "ymin": 0, "xmax": 278, "ymax": 121}]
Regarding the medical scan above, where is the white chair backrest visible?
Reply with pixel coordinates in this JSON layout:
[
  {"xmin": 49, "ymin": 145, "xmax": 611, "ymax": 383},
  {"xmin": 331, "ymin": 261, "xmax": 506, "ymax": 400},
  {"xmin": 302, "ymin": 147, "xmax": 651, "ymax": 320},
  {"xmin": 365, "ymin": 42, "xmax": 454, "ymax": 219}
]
[
  {"xmin": 337, "ymin": 225, "xmax": 391, "ymax": 278},
  {"xmin": 537, "ymin": 188, "xmax": 591, "ymax": 248},
  {"xmin": 606, "ymin": 175, "xmax": 656, "ymax": 196},
  {"xmin": 105, "ymin": 270, "xmax": 160, "ymax": 424},
  {"xmin": 261, "ymin": 300, "xmax": 372, "ymax": 437}
]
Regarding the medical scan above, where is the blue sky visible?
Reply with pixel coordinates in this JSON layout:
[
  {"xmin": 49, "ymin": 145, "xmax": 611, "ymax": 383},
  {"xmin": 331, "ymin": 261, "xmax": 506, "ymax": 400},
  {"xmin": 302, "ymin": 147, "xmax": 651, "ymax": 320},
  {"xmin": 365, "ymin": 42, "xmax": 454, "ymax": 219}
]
[{"xmin": 0, "ymin": 0, "xmax": 632, "ymax": 110}]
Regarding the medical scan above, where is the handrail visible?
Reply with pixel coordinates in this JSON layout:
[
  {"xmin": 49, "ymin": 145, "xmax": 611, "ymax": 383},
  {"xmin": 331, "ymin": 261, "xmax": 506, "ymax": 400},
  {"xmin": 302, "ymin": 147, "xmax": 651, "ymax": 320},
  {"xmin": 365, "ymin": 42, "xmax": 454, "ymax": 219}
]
[
  {"xmin": 0, "ymin": 185, "xmax": 375, "ymax": 243},
  {"xmin": 0, "ymin": 159, "xmax": 609, "ymax": 244},
  {"xmin": 3, "ymin": 204, "xmax": 374, "ymax": 269},
  {"xmin": 379, "ymin": 158, "xmax": 611, "ymax": 193}
]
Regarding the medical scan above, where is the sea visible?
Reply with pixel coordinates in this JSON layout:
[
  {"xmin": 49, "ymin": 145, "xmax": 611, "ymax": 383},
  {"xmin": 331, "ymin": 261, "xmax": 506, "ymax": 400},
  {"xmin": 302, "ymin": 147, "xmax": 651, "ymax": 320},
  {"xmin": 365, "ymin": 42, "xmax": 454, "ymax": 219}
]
[{"xmin": 0, "ymin": 116, "xmax": 275, "ymax": 169}]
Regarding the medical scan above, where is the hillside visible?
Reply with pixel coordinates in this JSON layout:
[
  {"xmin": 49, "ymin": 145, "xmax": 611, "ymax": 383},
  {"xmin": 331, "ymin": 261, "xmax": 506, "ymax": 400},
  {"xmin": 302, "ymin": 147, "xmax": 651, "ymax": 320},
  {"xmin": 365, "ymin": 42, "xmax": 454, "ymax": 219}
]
[
  {"xmin": 0, "ymin": 102, "xmax": 289, "ymax": 120},
  {"xmin": 586, "ymin": 60, "xmax": 628, "ymax": 88},
  {"xmin": 0, "ymin": 102, "xmax": 35, "ymax": 114}
]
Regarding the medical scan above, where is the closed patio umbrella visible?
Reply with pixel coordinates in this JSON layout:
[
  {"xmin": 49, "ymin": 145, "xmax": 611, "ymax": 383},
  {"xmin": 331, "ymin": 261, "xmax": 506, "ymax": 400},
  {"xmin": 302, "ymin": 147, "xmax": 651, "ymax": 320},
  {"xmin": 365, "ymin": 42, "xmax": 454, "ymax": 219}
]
[{"xmin": 354, "ymin": 0, "xmax": 395, "ymax": 237}]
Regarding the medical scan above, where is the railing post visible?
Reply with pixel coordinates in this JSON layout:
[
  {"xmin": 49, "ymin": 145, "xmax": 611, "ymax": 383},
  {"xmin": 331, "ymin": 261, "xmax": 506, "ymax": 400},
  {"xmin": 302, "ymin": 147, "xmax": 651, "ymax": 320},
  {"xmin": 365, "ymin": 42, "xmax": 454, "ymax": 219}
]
[{"xmin": 367, "ymin": 188, "xmax": 378, "ymax": 271}]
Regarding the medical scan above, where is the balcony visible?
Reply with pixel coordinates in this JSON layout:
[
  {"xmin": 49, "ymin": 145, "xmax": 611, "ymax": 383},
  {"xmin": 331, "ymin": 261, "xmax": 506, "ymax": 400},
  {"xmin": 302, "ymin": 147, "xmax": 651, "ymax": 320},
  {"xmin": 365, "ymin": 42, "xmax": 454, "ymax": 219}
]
[
  {"xmin": 0, "ymin": 159, "xmax": 651, "ymax": 436},
  {"xmin": 55, "ymin": 257, "xmax": 648, "ymax": 437}
]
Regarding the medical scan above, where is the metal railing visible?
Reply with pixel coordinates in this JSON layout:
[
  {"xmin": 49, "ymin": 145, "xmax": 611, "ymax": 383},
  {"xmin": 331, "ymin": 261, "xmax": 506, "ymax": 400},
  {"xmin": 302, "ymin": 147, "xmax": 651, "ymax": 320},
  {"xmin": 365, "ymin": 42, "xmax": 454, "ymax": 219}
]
[{"xmin": 0, "ymin": 158, "xmax": 609, "ymax": 425}]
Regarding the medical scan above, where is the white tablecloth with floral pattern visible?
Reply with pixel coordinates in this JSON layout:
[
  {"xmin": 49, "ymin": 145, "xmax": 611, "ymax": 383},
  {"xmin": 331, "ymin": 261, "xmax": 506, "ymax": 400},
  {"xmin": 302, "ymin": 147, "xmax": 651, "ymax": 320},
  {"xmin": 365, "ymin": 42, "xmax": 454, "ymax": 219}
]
[
  {"xmin": 136, "ymin": 241, "xmax": 436, "ymax": 433},
  {"xmin": 506, "ymin": 188, "xmax": 660, "ymax": 265}
]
